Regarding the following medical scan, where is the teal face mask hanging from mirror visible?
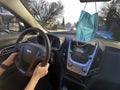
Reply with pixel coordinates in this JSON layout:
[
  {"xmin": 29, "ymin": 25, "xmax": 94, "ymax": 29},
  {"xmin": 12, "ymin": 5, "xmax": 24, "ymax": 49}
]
[{"xmin": 76, "ymin": 2, "xmax": 98, "ymax": 42}]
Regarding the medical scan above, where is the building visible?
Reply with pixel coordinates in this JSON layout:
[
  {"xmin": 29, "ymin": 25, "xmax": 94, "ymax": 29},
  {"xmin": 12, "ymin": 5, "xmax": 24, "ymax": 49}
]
[{"xmin": 0, "ymin": 6, "xmax": 14, "ymax": 28}]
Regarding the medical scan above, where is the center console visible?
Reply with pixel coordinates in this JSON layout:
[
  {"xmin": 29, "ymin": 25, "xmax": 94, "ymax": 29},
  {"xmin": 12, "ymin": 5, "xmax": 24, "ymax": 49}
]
[{"xmin": 67, "ymin": 40, "xmax": 101, "ymax": 76}]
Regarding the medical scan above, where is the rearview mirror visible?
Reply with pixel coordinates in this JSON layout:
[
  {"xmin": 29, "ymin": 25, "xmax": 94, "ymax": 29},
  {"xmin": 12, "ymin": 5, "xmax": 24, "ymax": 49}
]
[{"xmin": 80, "ymin": 0, "xmax": 111, "ymax": 2}]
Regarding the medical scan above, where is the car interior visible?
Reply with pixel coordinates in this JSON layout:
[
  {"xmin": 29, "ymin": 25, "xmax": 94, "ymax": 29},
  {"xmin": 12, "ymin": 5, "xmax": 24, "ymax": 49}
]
[{"xmin": 0, "ymin": 0, "xmax": 120, "ymax": 90}]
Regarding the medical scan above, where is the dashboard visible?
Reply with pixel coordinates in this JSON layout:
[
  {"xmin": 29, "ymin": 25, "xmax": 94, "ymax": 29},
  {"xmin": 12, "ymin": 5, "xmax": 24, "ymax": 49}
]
[
  {"xmin": 0, "ymin": 32, "xmax": 103, "ymax": 90},
  {"xmin": 27, "ymin": 34, "xmax": 65, "ymax": 51},
  {"xmin": 0, "ymin": 33, "xmax": 102, "ymax": 77},
  {"xmin": 0, "ymin": 33, "xmax": 65, "ymax": 56},
  {"xmin": 0, "ymin": 31, "xmax": 119, "ymax": 90}
]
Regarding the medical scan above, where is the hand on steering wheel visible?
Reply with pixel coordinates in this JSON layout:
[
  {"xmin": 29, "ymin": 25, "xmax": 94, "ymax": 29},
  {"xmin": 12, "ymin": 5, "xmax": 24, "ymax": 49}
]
[
  {"xmin": 2, "ymin": 53, "xmax": 18, "ymax": 67},
  {"xmin": 33, "ymin": 63, "xmax": 49, "ymax": 79}
]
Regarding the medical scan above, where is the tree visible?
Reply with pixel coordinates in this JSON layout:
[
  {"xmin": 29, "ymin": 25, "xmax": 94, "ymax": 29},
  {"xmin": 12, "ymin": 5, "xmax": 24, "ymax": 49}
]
[
  {"xmin": 99, "ymin": 0, "xmax": 120, "ymax": 41},
  {"xmin": 61, "ymin": 17, "xmax": 65, "ymax": 29},
  {"xmin": 25, "ymin": 0, "xmax": 64, "ymax": 29},
  {"xmin": 99, "ymin": 0, "xmax": 120, "ymax": 29}
]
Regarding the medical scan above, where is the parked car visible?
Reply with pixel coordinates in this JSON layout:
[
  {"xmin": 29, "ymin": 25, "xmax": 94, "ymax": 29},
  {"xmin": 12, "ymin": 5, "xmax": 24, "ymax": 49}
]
[{"xmin": 0, "ymin": 0, "xmax": 120, "ymax": 90}]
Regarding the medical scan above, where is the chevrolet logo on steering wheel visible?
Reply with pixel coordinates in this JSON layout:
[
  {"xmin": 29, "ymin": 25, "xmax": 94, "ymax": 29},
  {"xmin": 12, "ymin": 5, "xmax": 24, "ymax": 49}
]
[{"xmin": 26, "ymin": 49, "xmax": 32, "ymax": 53}]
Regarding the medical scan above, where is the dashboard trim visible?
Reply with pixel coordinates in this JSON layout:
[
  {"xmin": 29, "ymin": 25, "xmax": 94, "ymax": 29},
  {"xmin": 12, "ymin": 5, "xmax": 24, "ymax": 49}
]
[{"xmin": 67, "ymin": 40, "xmax": 98, "ymax": 76}]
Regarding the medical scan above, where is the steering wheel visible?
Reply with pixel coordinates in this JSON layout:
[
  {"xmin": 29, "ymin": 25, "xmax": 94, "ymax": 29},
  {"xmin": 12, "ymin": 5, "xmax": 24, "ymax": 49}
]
[{"xmin": 15, "ymin": 28, "xmax": 50, "ymax": 76}]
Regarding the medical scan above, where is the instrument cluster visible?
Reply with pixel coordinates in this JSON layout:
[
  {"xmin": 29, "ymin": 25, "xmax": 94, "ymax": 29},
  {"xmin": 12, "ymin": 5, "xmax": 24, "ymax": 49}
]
[{"xmin": 37, "ymin": 34, "xmax": 64, "ymax": 50}]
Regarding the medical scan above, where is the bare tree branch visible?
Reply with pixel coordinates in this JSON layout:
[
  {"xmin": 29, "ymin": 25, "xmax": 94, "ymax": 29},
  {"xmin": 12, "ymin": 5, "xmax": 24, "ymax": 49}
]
[{"xmin": 26, "ymin": 0, "xmax": 64, "ymax": 28}]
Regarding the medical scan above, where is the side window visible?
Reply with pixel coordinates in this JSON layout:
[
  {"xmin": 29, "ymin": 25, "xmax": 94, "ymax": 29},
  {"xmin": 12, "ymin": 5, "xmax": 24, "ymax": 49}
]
[{"xmin": 0, "ymin": 6, "xmax": 25, "ymax": 33}]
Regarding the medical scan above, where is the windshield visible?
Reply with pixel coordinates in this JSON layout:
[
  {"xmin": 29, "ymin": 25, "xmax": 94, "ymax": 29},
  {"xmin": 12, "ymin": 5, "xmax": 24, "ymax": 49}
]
[{"xmin": 21, "ymin": 0, "xmax": 120, "ymax": 42}]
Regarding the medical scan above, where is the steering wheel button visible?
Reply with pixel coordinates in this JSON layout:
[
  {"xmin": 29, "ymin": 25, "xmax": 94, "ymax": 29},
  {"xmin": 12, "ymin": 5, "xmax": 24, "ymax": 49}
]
[
  {"xmin": 68, "ymin": 63, "xmax": 72, "ymax": 67},
  {"xmin": 81, "ymin": 68, "xmax": 87, "ymax": 73}
]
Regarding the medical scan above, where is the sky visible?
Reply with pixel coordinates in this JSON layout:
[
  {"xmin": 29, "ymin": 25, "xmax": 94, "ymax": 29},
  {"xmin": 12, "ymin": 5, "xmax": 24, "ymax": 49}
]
[{"xmin": 47, "ymin": 0, "xmax": 104, "ymax": 24}]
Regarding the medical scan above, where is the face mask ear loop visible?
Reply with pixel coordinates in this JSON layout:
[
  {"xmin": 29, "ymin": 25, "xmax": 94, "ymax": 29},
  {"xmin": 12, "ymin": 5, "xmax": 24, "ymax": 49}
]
[
  {"xmin": 83, "ymin": 2, "xmax": 87, "ymax": 11},
  {"xmin": 83, "ymin": 2, "xmax": 97, "ymax": 12},
  {"xmin": 95, "ymin": 1, "xmax": 97, "ymax": 12}
]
